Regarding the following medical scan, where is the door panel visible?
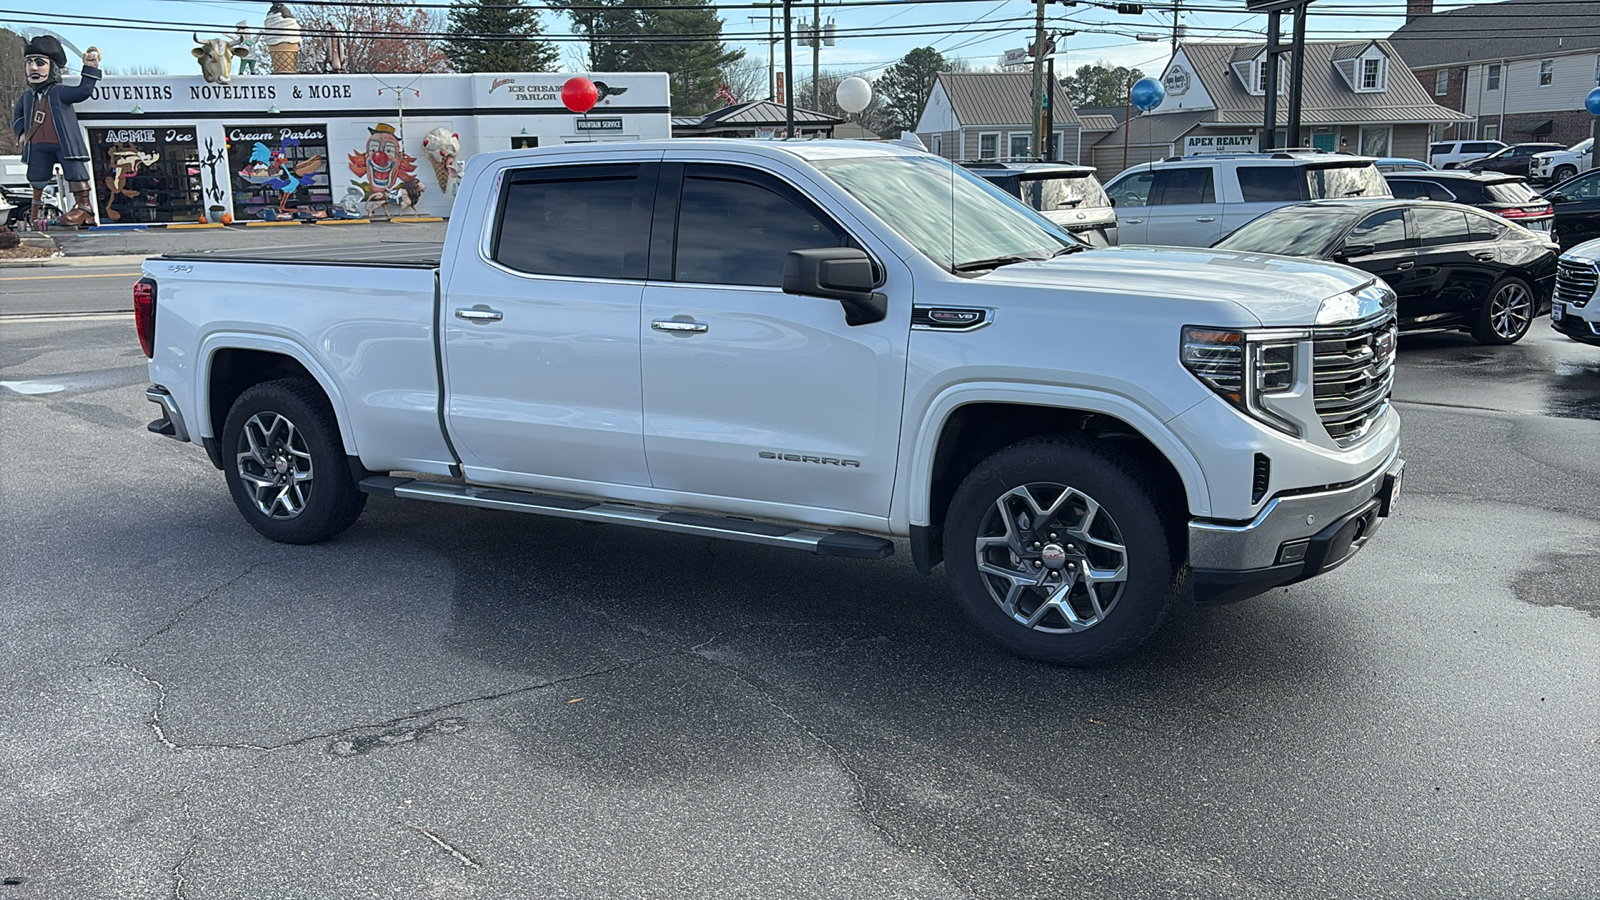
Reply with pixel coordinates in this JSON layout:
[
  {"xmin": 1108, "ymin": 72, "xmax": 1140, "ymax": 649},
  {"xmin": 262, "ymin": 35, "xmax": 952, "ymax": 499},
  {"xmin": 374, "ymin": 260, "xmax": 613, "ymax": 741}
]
[
  {"xmin": 1105, "ymin": 170, "xmax": 1154, "ymax": 244},
  {"xmin": 640, "ymin": 163, "xmax": 909, "ymax": 519},
  {"xmin": 1405, "ymin": 207, "xmax": 1478, "ymax": 325},
  {"xmin": 1144, "ymin": 165, "xmax": 1220, "ymax": 246},
  {"xmin": 442, "ymin": 162, "xmax": 656, "ymax": 486}
]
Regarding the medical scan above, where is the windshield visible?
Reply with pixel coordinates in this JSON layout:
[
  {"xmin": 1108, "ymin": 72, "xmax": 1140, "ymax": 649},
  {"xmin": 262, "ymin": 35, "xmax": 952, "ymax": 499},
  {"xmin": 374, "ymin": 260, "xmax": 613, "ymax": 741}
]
[
  {"xmin": 1570, "ymin": 138, "xmax": 1595, "ymax": 153},
  {"xmin": 1306, "ymin": 163, "xmax": 1390, "ymax": 200},
  {"xmin": 1485, "ymin": 181, "xmax": 1541, "ymax": 204},
  {"xmin": 816, "ymin": 155, "xmax": 1077, "ymax": 271},
  {"xmin": 1019, "ymin": 174, "xmax": 1110, "ymax": 211},
  {"xmin": 1214, "ymin": 209, "xmax": 1353, "ymax": 257}
]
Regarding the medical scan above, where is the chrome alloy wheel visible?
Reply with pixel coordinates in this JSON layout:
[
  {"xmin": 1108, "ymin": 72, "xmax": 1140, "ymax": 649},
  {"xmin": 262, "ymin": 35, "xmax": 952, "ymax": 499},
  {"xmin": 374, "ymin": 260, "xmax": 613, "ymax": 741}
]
[
  {"xmin": 236, "ymin": 411, "xmax": 314, "ymax": 519},
  {"xmin": 973, "ymin": 483, "xmax": 1128, "ymax": 633},
  {"xmin": 1488, "ymin": 281, "xmax": 1533, "ymax": 340}
]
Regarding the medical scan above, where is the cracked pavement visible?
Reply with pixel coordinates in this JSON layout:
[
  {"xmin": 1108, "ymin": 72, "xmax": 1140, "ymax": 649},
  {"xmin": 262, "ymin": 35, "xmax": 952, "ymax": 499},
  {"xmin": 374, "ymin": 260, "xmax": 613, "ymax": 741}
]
[{"xmin": 2, "ymin": 310, "xmax": 1599, "ymax": 897}]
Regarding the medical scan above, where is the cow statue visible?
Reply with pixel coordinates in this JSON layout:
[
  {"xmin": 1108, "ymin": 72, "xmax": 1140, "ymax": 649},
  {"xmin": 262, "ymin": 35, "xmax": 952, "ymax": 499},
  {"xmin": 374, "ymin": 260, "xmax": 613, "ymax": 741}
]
[{"xmin": 192, "ymin": 33, "xmax": 251, "ymax": 85}]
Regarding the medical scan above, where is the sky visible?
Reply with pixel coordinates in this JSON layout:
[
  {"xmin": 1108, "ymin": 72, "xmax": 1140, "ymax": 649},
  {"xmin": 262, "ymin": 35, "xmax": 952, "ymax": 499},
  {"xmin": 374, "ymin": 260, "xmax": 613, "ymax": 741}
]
[{"xmin": 5, "ymin": 0, "xmax": 1470, "ymax": 91}]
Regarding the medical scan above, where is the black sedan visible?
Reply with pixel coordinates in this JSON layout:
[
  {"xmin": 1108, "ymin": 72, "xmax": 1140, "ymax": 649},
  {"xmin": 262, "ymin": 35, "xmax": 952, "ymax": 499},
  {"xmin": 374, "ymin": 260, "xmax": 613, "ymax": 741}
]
[
  {"xmin": 1385, "ymin": 171, "xmax": 1554, "ymax": 234},
  {"xmin": 1465, "ymin": 142, "xmax": 1565, "ymax": 176},
  {"xmin": 1542, "ymin": 167, "xmax": 1600, "ymax": 248},
  {"xmin": 1213, "ymin": 199, "xmax": 1557, "ymax": 344}
]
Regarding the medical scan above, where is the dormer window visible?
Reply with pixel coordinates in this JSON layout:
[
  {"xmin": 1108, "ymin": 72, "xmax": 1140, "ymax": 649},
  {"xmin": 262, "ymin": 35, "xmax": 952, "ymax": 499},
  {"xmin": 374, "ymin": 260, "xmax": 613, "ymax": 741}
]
[
  {"xmin": 1237, "ymin": 54, "xmax": 1284, "ymax": 96},
  {"xmin": 1361, "ymin": 58, "xmax": 1383, "ymax": 89}
]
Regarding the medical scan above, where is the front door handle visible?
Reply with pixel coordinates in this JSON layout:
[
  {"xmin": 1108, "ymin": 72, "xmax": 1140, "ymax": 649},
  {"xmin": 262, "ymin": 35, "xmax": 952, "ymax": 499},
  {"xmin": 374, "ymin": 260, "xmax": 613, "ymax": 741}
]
[
  {"xmin": 652, "ymin": 318, "xmax": 709, "ymax": 334},
  {"xmin": 1121, "ymin": 218, "xmax": 1144, "ymax": 224},
  {"xmin": 455, "ymin": 305, "xmax": 503, "ymax": 323},
  {"xmin": 1395, "ymin": 261, "xmax": 1415, "ymax": 271},
  {"xmin": 1472, "ymin": 251, "xmax": 1495, "ymax": 261},
  {"xmin": 1195, "ymin": 216, "xmax": 1216, "ymax": 223}
]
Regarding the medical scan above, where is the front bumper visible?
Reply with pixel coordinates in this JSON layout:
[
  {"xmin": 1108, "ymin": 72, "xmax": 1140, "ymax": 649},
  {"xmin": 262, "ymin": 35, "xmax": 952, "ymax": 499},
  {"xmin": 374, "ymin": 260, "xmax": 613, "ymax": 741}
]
[{"xmin": 1188, "ymin": 450, "xmax": 1404, "ymax": 604}]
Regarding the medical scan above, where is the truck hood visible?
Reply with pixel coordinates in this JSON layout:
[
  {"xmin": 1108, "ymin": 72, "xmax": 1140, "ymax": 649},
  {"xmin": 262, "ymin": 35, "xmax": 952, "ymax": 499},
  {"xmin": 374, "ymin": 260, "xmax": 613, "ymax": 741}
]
[{"xmin": 978, "ymin": 245, "xmax": 1381, "ymax": 327}]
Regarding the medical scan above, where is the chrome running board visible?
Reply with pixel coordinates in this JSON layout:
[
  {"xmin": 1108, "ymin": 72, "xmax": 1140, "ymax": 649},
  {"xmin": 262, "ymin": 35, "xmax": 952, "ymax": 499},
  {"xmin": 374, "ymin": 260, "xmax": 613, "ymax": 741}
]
[{"xmin": 360, "ymin": 476, "xmax": 894, "ymax": 559}]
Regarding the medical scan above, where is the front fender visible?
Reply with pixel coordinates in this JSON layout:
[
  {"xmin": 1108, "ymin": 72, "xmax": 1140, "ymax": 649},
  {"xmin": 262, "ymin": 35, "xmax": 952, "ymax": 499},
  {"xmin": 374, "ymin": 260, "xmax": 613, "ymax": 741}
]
[
  {"xmin": 194, "ymin": 332, "xmax": 357, "ymax": 454},
  {"xmin": 893, "ymin": 383, "xmax": 1212, "ymax": 530}
]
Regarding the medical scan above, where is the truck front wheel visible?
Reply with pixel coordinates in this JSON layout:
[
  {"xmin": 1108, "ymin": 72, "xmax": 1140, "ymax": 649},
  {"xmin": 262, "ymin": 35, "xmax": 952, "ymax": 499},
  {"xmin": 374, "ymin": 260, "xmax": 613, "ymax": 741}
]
[
  {"xmin": 942, "ymin": 437, "xmax": 1181, "ymax": 666},
  {"xmin": 221, "ymin": 378, "xmax": 366, "ymax": 544}
]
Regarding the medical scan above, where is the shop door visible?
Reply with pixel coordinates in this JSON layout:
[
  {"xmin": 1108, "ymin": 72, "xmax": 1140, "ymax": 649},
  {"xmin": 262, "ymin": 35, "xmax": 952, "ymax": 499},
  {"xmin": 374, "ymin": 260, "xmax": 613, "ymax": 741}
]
[{"xmin": 88, "ymin": 127, "xmax": 204, "ymax": 224}]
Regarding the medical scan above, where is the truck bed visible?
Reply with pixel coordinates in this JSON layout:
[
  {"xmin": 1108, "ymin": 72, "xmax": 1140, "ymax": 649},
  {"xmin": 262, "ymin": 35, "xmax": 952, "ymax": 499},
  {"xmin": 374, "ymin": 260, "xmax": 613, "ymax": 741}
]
[{"xmin": 159, "ymin": 241, "xmax": 443, "ymax": 269}]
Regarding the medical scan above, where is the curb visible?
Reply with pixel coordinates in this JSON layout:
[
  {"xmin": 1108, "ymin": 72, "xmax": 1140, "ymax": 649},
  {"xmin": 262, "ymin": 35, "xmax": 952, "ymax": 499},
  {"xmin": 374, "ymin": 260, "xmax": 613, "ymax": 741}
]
[{"xmin": 0, "ymin": 253, "xmax": 150, "ymax": 268}]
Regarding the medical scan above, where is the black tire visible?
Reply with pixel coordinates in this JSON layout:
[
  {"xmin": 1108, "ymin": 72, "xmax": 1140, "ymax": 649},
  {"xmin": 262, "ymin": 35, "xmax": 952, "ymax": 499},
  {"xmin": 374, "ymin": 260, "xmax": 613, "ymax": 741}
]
[
  {"xmin": 221, "ymin": 378, "xmax": 366, "ymax": 544},
  {"xmin": 1553, "ymin": 165, "xmax": 1578, "ymax": 184},
  {"xmin": 1471, "ymin": 275, "xmax": 1536, "ymax": 345},
  {"xmin": 941, "ymin": 436, "xmax": 1182, "ymax": 666}
]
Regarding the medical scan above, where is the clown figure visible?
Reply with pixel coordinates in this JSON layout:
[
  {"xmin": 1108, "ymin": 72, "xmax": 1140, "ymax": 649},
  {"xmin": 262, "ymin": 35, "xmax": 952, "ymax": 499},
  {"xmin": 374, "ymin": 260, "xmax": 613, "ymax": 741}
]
[{"xmin": 12, "ymin": 36, "xmax": 101, "ymax": 227}]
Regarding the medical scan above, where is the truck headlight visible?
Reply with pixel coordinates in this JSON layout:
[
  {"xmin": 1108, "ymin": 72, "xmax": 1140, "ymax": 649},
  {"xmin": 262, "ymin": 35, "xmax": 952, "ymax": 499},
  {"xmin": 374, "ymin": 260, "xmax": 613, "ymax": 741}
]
[{"xmin": 1182, "ymin": 326, "xmax": 1310, "ymax": 437}]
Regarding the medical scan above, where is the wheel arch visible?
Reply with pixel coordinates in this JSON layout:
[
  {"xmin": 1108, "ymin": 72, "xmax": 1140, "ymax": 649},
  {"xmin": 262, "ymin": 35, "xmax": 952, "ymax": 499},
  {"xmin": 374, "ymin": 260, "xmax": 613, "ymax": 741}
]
[
  {"xmin": 900, "ymin": 387, "xmax": 1208, "ymax": 572},
  {"xmin": 198, "ymin": 335, "xmax": 356, "ymax": 459}
]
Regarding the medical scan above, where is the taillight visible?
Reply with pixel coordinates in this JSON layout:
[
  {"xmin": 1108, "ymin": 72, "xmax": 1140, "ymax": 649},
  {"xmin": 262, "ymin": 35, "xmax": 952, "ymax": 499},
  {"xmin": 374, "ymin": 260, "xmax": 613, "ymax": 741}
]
[
  {"xmin": 134, "ymin": 277, "xmax": 156, "ymax": 358},
  {"xmin": 1499, "ymin": 205, "xmax": 1550, "ymax": 219}
]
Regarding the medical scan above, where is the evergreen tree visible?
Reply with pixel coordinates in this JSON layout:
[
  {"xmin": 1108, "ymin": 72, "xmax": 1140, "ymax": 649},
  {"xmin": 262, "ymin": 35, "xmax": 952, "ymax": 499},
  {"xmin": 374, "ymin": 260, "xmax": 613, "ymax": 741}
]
[
  {"xmin": 874, "ymin": 47, "xmax": 955, "ymax": 134},
  {"xmin": 442, "ymin": 0, "xmax": 558, "ymax": 73},
  {"xmin": 553, "ymin": 0, "xmax": 743, "ymax": 114}
]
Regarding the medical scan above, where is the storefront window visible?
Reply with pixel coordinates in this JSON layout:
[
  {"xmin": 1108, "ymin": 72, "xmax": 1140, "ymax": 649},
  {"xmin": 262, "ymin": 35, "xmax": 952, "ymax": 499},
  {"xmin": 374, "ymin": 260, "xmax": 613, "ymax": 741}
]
[
  {"xmin": 226, "ymin": 124, "xmax": 333, "ymax": 220},
  {"xmin": 88, "ymin": 127, "xmax": 204, "ymax": 224}
]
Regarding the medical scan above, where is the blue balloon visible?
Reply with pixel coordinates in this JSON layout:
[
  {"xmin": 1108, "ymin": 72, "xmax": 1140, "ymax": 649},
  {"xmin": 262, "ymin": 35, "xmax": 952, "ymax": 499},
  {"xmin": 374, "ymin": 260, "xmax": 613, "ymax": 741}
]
[
  {"xmin": 1587, "ymin": 87, "xmax": 1600, "ymax": 116},
  {"xmin": 1130, "ymin": 77, "xmax": 1165, "ymax": 112}
]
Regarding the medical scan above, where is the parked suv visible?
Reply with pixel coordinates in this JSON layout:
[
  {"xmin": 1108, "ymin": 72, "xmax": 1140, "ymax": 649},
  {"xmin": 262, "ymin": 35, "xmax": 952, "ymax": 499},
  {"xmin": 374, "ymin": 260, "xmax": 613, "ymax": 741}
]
[
  {"xmin": 1384, "ymin": 170, "xmax": 1554, "ymax": 233},
  {"xmin": 1530, "ymin": 138, "xmax": 1595, "ymax": 184},
  {"xmin": 1429, "ymin": 139, "xmax": 1507, "ymax": 169},
  {"xmin": 1468, "ymin": 142, "xmax": 1566, "ymax": 177},
  {"xmin": 963, "ymin": 161, "xmax": 1118, "ymax": 246},
  {"xmin": 1101, "ymin": 151, "xmax": 1390, "ymax": 247}
]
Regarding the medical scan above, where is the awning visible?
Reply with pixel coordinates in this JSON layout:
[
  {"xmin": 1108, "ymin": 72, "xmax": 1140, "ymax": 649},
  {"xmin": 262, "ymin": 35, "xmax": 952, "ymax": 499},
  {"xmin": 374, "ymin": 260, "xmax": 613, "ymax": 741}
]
[{"xmin": 1516, "ymin": 119, "xmax": 1553, "ymax": 136}]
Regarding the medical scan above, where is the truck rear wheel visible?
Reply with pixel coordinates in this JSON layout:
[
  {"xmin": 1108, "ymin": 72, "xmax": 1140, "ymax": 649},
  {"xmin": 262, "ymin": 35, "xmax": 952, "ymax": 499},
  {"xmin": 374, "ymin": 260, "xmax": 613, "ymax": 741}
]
[
  {"xmin": 942, "ymin": 437, "xmax": 1180, "ymax": 666},
  {"xmin": 221, "ymin": 378, "xmax": 366, "ymax": 544}
]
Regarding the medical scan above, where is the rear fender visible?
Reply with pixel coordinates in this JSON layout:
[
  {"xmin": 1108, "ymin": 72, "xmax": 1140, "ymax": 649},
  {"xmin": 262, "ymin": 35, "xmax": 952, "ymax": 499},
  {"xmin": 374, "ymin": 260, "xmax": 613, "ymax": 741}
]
[{"xmin": 196, "ymin": 333, "xmax": 357, "ymax": 454}]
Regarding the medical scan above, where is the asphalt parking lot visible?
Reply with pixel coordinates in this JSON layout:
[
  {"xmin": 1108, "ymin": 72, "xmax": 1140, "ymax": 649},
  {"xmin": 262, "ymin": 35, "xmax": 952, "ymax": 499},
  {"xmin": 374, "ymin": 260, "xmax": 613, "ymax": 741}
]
[{"xmin": 1, "ymin": 239, "xmax": 1596, "ymax": 898}]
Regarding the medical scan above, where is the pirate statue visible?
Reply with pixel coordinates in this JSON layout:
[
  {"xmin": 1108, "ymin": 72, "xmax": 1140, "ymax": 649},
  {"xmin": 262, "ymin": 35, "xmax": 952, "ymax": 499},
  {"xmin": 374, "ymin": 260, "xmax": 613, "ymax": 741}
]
[{"xmin": 12, "ymin": 36, "xmax": 102, "ymax": 227}]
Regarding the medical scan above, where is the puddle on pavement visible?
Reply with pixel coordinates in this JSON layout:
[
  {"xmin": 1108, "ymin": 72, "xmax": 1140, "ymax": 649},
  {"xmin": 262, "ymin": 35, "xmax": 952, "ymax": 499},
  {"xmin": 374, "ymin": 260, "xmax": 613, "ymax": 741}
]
[
  {"xmin": 1514, "ymin": 551, "xmax": 1600, "ymax": 618},
  {"xmin": 1548, "ymin": 360, "xmax": 1600, "ymax": 420}
]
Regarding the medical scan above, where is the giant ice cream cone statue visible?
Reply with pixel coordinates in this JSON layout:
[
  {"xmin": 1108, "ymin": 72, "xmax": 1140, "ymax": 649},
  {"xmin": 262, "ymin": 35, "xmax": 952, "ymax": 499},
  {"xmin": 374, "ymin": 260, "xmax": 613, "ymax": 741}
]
[
  {"xmin": 264, "ymin": 3, "xmax": 301, "ymax": 74},
  {"xmin": 421, "ymin": 127, "xmax": 461, "ymax": 194}
]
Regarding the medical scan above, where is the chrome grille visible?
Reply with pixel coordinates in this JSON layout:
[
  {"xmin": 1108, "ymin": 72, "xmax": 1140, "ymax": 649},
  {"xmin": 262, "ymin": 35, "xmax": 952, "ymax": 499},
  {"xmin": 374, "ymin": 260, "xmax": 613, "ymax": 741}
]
[
  {"xmin": 1555, "ymin": 259, "xmax": 1598, "ymax": 308},
  {"xmin": 1312, "ymin": 317, "xmax": 1396, "ymax": 447}
]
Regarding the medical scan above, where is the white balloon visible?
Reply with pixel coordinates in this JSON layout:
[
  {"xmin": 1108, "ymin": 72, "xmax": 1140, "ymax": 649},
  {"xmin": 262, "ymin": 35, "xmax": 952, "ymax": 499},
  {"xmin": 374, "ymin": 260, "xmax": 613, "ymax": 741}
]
[{"xmin": 836, "ymin": 76, "xmax": 872, "ymax": 114}]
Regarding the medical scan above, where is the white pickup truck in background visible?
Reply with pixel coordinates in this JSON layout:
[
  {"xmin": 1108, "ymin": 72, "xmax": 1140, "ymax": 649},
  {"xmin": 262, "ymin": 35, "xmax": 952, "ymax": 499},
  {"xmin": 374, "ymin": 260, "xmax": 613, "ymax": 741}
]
[{"xmin": 136, "ymin": 139, "xmax": 1404, "ymax": 665}]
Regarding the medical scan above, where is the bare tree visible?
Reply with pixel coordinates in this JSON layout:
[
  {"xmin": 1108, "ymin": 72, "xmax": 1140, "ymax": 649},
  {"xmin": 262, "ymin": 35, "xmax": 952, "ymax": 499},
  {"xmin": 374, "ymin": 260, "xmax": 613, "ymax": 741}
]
[
  {"xmin": 795, "ymin": 69, "xmax": 894, "ymax": 136},
  {"xmin": 103, "ymin": 65, "xmax": 169, "ymax": 76},
  {"xmin": 295, "ymin": 0, "xmax": 449, "ymax": 73},
  {"xmin": 717, "ymin": 56, "xmax": 769, "ymax": 104}
]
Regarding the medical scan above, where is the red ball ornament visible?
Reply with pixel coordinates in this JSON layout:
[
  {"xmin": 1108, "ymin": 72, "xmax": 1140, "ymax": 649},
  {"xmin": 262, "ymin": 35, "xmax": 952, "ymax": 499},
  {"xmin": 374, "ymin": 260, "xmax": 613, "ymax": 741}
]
[{"xmin": 562, "ymin": 77, "xmax": 599, "ymax": 114}]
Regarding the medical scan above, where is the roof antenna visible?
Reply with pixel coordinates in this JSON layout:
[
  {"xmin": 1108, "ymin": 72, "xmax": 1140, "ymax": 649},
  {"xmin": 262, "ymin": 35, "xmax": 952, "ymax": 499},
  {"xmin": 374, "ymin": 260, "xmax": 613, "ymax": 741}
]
[{"xmin": 895, "ymin": 132, "xmax": 927, "ymax": 152}]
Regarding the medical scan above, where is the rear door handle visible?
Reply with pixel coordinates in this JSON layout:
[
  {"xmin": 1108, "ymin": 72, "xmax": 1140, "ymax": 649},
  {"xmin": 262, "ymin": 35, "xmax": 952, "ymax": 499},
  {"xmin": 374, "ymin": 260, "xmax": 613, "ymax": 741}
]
[
  {"xmin": 455, "ymin": 305, "xmax": 503, "ymax": 323},
  {"xmin": 1395, "ymin": 261, "xmax": 1415, "ymax": 271},
  {"xmin": 1195, "ymin": 216, "xmax": 1216, "ymax": 223},
  {"xmin": 652, "ymin": 318, "xmax": 709, "ymax": 334}
]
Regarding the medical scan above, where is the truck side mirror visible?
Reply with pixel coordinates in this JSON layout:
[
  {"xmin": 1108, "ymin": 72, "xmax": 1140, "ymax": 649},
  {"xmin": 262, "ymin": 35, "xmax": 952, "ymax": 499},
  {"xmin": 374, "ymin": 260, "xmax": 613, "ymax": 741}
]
[{"xmin": 783, "ymin": 248, "xmax": 888, "ymax": 326}]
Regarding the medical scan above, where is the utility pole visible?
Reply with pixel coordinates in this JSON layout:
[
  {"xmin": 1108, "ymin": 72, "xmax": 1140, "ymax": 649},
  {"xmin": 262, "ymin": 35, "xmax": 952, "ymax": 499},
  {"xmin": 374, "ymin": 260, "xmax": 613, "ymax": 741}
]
[
  {"xmin": 1171, "ymin": 0, "xmax": 1182, "ymax": 56},
  {"xmin": 812, "ymin": 0, "xmax": 821, "ymax": 110},
  {"xmin": 1031, "ymin": 0, "xmax": 1046, "ymax": 158},
  {"xmin": 784, "ymin": 0, "xmax": 793, "ymax": 136},
  {"xmin": 750, "ymin": 1, "xmax": 777, "ymax": 100}
]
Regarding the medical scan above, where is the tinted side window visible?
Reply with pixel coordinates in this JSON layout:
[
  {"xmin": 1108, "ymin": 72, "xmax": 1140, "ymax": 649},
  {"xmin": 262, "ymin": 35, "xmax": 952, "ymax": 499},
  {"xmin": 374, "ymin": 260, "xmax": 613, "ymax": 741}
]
[
  {"xmin": 1107, "ymin": 171, "xmax": 1155, "ymax": 207},
  {"xmin": 1237, "ymin": 166, "xmax": 1308, "ymax": 202},
  {"xmin": 674, "ymin": 167, "xmax": 849, "ymax": 287},
  {"xmin": 1466, "ymin": 211, "xmax": 1507, "ymax": 241},
  {"xmin": 1152, "ymin": 167, "xmax": 1215, "ymax": 205},
  {"xmin": 1410, "ymin": 207, "xmax": 1473, "ymax": 246},
  {"xmin": 1347, "ymin": 209, "xmax": 1412, "ymax": 253},
  {"xmin": 1429, "ymin": 143, "xmax": 1452, "ymax": 156},
  {"xmin": 1425, "ymin": 182, "xmax": 1458, "ymax": 202},
  {"xmin": 1387, "ymin": 179, "xmax": 1429, "ymax": 200},
  {"xmin": 1465, "ymin": 142, "xmax": 1498, "ymax": 154},
  {"xmin": 494, "ymin": 164, "xmax": 651, "ymax": 279}
]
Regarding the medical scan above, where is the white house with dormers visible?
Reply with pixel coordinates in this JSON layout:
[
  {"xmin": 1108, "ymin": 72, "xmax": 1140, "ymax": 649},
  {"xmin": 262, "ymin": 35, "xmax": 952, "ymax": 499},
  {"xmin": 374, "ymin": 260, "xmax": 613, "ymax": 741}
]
[{"xmin": 1091, "ymin": 39, "xmax": 1470, "ymax": 175}]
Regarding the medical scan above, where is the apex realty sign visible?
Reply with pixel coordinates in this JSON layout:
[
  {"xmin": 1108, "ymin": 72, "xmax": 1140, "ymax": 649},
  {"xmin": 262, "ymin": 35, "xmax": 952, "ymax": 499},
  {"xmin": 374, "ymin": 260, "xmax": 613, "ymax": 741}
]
[{"xmin": 1184, "ymin": 134, "xmax": 1259, "ymax": 155}]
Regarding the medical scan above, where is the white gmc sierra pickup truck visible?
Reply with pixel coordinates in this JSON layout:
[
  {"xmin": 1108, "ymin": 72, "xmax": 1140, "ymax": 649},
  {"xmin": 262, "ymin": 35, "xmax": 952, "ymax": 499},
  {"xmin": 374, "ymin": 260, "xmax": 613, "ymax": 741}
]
[{"xmin": 137, "ymin": 139, "xmax": 1404, "ymax": 665}]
